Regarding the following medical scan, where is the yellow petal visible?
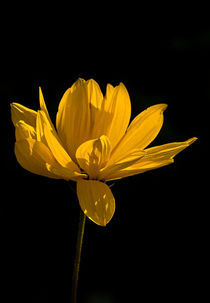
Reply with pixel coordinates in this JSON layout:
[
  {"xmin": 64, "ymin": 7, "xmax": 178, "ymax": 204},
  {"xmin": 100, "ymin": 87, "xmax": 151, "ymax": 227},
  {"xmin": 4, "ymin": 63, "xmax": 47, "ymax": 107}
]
[
  {"xmin": 39, "ymin": 87, "xmax": 55, "ymax": 129},
  {"xmin": 100, "ymin": 150, "xmax": 145, "ymax": 180},
  {"xmin": 76, "ymin": 135, "xmax": 111, "ymax": 179},
  {"xmin": 143, "ymin": 137, "xmax": 198, "ymax": 160},
  {"xmin": 36, "ymin": 111, "xmax": 47, "ymax": 145},
  {"xmin": 38, "ymin": 89, "xmax": 77, "ymax": 168},
  {"xmin": 46, "ymin": 164, "xmax": 86, "ymax": 181},
  {"xmin": 77, "ymin": 180, "xmax": 115, "ymax": 226},
  {"xmin": 85, "ymin": 78, "xmax": 104, "ymax": 108},
  {"xmin": 110, "ymin": 104, "xmax": 167, "ymax": 163},
  {"xmin": 56, "ymin": 78, "xmax": 104, "ymax": 161},
  {"xmin": 38, "ymin": 111, "xmax": 81, "ymax": 173},
  {"xmin": 37, "ymin": 88, "xmax": 64, "ymax": 143},
  {"xmin": 15, "ymin": 120, "xmax": 36, "ymax": 141},
  {"xmin": 85, "ymin": 83, "xmax": 114, "ymax": 140},
  {"xmin": 102, "ymin": 83, "xmax": 131, "ymax": 148},
  {"xmin": 105, "ymin": 137, "xmax": 197, "ymax": 180},
  {"xmin": 56, "ymin": 79, "xmax": 131, "ymax": 162},
  {"xmin": 39, "ymin": 87, "xmax": 48, "ymax": 114},
  {"xmin": 15, "ymin": 138, "xmax": 60, "ymax": 179},
  {"xmin": 105, "ymin": 159, "xmax": 174, "ymax": 180},
  {"xmin": 10, "ymin": 103, "xmax": 37, "ymax": 127},
  {"xmin": 89, "ymin": 82, "xmax": 131, "ymax": 149}
]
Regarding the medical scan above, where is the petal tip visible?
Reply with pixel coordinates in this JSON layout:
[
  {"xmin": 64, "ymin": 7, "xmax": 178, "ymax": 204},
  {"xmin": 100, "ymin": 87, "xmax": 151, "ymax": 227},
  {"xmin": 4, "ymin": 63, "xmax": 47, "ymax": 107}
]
[
  {"xmin": 10, "ymin": 102, "xmax": 19, "ymax": 111},
  {"xmin": 39, "ymin": 86, "xmax": 43, "ymax": 97},
  {"xmin": 161, "ymin": 103, "xmax": 168, "ymax": 111},
  {"xmin": 186, "ymin": 137, "xmax": 198, "ymax": 145}
]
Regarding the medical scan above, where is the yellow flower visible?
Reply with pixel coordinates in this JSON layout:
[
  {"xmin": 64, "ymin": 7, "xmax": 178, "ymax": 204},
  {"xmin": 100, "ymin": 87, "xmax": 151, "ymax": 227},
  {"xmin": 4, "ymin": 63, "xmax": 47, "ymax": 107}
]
[{"xmin": 11, "ymin": 78, "xmax": 197, "ymax": 226}]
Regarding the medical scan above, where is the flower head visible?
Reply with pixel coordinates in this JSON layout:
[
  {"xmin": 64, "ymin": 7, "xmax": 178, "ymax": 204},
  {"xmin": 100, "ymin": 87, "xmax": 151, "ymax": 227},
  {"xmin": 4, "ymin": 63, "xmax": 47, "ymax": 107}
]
[{"xmin": 11, "ymin": 78, "xmax": 197, "ymax": 226}]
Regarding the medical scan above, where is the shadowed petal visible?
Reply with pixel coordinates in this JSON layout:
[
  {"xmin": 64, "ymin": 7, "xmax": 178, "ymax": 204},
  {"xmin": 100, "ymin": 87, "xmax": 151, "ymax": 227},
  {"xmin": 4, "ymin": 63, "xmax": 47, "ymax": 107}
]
[
  {"xmin": 15, "ymin": 120, "xmax": 36, "ymax": 141},
  {"xmin": 38, "ymin": 111, "xmax": 81, "ymax": 173},
  {"xmin": 76, "ymin": 135, "xmax": 111, "ymax": 179},
  {"xmin": 46, "ymin": 164, "xmax": 86, "ymax": 181},
  {"xmin": 77, "ymin": 180, "xmax": 115, "ymax": 226},
  {"xmin": 10, "ymin": 103, "xmax": 37, "ymax": 127},
  {"xmin": 15, "ymin": 138, "xmax": 60, "ymax": 179}
]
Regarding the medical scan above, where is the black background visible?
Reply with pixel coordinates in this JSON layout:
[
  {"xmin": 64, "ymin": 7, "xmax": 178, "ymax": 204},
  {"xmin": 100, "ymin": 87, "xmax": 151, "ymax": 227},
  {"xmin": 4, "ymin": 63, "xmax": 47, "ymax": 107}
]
[{"xmin": 0, "ymin": 4, "xmax": 208, "ymax": 303}]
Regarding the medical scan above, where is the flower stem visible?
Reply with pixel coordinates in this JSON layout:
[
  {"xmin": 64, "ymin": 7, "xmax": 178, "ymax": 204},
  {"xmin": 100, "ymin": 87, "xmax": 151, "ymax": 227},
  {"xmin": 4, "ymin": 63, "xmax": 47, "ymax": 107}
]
[{"xmin": 72, "ymin": 209, "xmax": 86, "ymax": 303}]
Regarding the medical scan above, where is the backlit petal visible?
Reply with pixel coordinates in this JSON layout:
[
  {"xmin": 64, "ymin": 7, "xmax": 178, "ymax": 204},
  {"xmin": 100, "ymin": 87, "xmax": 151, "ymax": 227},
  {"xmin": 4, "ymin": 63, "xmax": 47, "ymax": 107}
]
[
  {"xmin": 100, "ymin": 150, "xmax": 145, "ymax": 181},
  {"xmin": 97, "ymin": 83, "xmax": 131, "ymax": 148},
  {"xmin": 105, "ymin": 137, "xmax": 197, "ymax": 180},
  {"xmin": 56, "ymin": 78, "xmax": 104, "ymax": 162},
  {"xmin": 76, "ymin": 135, "xmax": 111, "ymax": 179},
  {"xmin": 77, "ymin": 180, "xmax": 115, "ymax": 226},
  {"xmin": 110, "ymin": 104, "xmax": 167, "ymax": 163},
  {"xmin": 105, "ymin": 159, "xmax": 174, "ymax": 180},
  {"xmin": 15, "ymin": 138, "xmax": 60, "ymax": 179},
  {"xmin": 143, "ymin": 137, "xmax": 197, "ymax": 160},
  {"xmin": 10, "ymin": 103, "xmax": 37, "ymax": 127}
]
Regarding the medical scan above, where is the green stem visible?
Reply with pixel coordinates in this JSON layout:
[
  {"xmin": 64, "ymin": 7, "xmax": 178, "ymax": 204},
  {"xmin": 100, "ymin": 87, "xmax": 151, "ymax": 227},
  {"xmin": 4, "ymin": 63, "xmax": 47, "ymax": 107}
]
[{"xmin": 72, "ymin": 209, "xmax": 86, "ymax": 303}]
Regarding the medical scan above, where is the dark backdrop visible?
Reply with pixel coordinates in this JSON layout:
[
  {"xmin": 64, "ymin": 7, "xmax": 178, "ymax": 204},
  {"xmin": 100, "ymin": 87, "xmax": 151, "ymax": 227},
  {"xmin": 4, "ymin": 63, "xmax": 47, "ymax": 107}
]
[{"xmin": 0, "ymin": 6, "xmax": 207, "ymax": 303}]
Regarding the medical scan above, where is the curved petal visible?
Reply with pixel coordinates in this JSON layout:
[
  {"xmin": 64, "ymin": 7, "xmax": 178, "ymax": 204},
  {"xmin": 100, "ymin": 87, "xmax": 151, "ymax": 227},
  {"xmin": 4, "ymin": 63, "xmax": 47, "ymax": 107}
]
[
  {"xmin": 38, "ymin": 111, "xmax": 81, "ymax": 174},
  {"xmin": 15, "ymin": 120, "xmax": 36, "ymax": 141},
  {"xmin": 110, "ymin": 104, "xmax": 167, "ymax": 163},
  {"xmin": 10, "ymin": 103, "xmax": 37, "ymax": 127},
  {"xmin": 76, "ymin": 135, "xmax": 111, "ymax": 179},
  {"xmin": 15, "ymin": 138, "xmax": 60, "ymax": 179},
  {"xmin": 56, "ymin": 78, "xmax": 104, "ymax": 161},
  {"xmin": 56, "ymin": 79, "xmax": 131, "ymax": 162},
  {"xmin": 105, "ymin": 137, "xmax": 197, "ymax": 180},
  {"xmin": 77, "ymin": 180, "xmax": 115, "ymax": 226}
]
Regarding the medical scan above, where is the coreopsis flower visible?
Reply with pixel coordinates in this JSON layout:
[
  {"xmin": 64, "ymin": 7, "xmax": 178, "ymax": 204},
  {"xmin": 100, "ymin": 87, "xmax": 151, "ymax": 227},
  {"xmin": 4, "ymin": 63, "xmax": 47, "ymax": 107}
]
[{"xmin": 11, "ymin": 79, "xmax": 197, "ymax": 226}]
